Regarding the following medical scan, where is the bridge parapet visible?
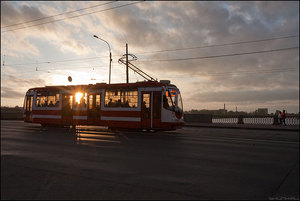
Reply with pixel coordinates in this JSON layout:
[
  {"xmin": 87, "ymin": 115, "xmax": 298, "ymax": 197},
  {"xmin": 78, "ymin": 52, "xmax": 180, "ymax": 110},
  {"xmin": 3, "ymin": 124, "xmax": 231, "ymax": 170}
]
[{"xmin": 184, "ymin": 114, "xmax": 299, "ymax": 126}]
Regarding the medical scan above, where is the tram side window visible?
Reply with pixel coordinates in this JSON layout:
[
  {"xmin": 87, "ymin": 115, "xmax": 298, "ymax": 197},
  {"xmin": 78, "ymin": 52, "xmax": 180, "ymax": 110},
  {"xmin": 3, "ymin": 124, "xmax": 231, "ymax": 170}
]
[
  {"xmin": 88, "ymin": 94, "xmax": 101, "ymax": 109},
  {"xmin": 36, "ymin": 93, "xmax": 60, "ymax": 107},
  {"xmin": 89, "ymin": 95, "xmax": 93, "ymax": 110},
  {"xmin": 105, "ymin": 89, "xmax": 138, "ymax": 108},
  {"xmin": 30, "ymin": 96, "xmax": 33, "ymax": 112},
  {"xmin": 26, "ymin": 97, "xmax": 30, "ymax": 111},
  {"xmin": 24, "ymin": 95, "xmax": 33, "ymax": 112},
  {"xmin": 96, "ymin": 95, "xmax": 101, "ymax": 109},
  {"xmin": 23, "ymin": 96, "xmax": 27, "ymax": 111}
]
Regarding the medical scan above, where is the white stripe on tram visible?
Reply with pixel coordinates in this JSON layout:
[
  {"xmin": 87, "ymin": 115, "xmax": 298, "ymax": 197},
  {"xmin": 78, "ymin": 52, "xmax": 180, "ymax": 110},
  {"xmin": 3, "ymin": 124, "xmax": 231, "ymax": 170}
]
[
  {"xmin": 101, "ymin": 116, "xmax": 141, "ymax": 122},
  {"xmin": 32, "ymin": 115, "xmax": 61, "ymax": 119}
]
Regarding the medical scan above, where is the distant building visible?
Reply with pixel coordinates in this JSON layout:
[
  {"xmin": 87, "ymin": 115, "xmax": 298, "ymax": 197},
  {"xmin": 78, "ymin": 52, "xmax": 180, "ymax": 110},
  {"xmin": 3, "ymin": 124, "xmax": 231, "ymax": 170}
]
[
  {"xmin": 186, "ymin": 109, "xmax": 227, "ymax": 115},
  {"xmin": 218, "ymin": 109, "xmax": 227, "ymax": 114},
  {"xmin": 255, "ymin": 108, "xmax": 268, "ymax": 115}
]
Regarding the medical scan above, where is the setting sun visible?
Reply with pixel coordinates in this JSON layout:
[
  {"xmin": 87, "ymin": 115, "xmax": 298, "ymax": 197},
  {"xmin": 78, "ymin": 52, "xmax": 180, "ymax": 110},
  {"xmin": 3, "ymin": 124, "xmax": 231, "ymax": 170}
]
[{"xmin": 75, "ymin": 92, "xmax": 83, "ymax": 104}]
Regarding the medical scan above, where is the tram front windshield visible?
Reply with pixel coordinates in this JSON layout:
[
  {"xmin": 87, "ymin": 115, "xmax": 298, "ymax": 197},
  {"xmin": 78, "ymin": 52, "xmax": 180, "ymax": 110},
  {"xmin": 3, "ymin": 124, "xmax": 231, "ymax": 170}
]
[{"xmin": 163, "ymin": 88, "xmax": 183, "ymax": 113}]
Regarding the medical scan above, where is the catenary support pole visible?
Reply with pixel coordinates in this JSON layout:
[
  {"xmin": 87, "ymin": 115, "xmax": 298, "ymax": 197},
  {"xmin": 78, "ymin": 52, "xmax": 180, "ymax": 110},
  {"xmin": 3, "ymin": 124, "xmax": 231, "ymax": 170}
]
[{"xmin": 126, "ymin": 43, "xmax": 129, "ymax": 83}]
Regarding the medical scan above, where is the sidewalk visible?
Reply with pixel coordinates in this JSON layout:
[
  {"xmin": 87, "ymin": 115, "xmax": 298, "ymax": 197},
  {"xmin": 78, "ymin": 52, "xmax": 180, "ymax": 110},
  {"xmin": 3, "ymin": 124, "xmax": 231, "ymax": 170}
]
[{"xmin": 184, "ymin": 122, "xmax": 299, "ymax": 131}]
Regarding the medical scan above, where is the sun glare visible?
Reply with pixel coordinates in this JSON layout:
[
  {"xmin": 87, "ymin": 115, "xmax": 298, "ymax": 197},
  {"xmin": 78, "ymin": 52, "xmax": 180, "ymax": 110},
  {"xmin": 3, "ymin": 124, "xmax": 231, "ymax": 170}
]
[{"xmin": 75, "ymin": 92, "xmax": 83, "ymax": 104}]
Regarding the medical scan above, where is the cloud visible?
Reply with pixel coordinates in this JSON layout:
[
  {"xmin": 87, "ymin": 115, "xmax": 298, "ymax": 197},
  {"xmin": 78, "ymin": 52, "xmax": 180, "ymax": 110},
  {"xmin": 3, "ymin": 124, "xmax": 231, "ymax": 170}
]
[
  {"xmin": 1, "ymin": 1, "xmax": 60, "ymax": 33},
  {"xmin": 85, "ymin": 1, "xmax": 299, "ymax": 112},
  {"xmin": 193, "ymin": 88, "xmax": 299, "ymax": 103},
  {"xmin": 1, "ymin": 87, "xmax": 25, "ymax": 99},
  {"xmin": 1, "ymin": 1, "xmax": 93, "ymax": 57},
  {"xmin": 1, "ymin": 2, "xmax": 46, "ymax": 27},
  {"xmin": 94, "ymin": 3, "xmax": 167, "ymax": 50},
  {"xmin": 5, "ymin": 75, "xmax": 46, "ymax": 86},
  {"xmin": 1, "ymin": 1, "xmax": 299, "ymax": 112},
  {"xmin": 1, "ymin": 73, "xmax": 47, "ymax": 106},
  {"xmin": 1, "ymin": 74, "xmax": 46, "ymax": 95}
]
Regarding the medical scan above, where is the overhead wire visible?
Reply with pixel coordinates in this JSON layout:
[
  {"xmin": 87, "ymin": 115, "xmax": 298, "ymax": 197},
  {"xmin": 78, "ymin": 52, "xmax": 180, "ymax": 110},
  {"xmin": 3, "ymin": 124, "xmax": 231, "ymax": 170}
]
[
  {"xmin": 166, "ymin": 67, "xmax": 298, "ymax": 78},
  {"xmin": 1, "ymin": 3, "xmax": 298, "ymax": 83},
  {"xmin": 136, "ymin": 46, "xmax": 299, "ymax": 63},
  {"xmin": 133, "ymin": 35, "xmax": 299, "ymax": 55},
  {"xmin": 199, "ymin": 67, "xmax": 298, "ymax": 76},
  {"xmin": 1, "ymin": 1, "xmax": 116, "ymax": 29},
  {"xmin": 2, "ymin": 34, "xmax": 298, "ymax": 80},
  {"xmin": 4, "ymin": 47, "xmax": 299, "ymax": 77},
  {"xmin": 19, "ymin": 62, "xmax": 120, "ymax": 73},
  {"xmin": 4, "ymin": 35, "xmax": 298, "ymax": 67},
  {"xmin": 5, "ymin": 55, "xmax": 123, "ymax": 67},
  {"xmin": 1, "ymin": 1, "xmax": 144, "ymax": 33},
  {"xmin": 7, "ymin": 65, "xmax": 298, "ymax": 79}
]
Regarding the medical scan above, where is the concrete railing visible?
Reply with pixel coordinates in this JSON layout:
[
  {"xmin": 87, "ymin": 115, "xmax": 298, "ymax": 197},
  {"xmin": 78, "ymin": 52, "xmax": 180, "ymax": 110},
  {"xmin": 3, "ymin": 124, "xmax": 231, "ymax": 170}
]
[{"xmin": 184, "ymin": 114, "xmax": 300, "ymax": 126}]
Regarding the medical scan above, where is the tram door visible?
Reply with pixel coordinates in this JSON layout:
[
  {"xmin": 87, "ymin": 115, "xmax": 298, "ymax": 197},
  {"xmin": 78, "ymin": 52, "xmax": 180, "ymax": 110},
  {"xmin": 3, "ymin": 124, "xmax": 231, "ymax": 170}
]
[
  {"xmin": 141, "ymin": 92, "xmax": 151, "ymax": 128},
  {"xmin": 24, "ymin": 95, "xmax": 33, "ymax": 122},
  {"xmin": 141, "ymin": 91, "xmax": 161, "ymax": 129},
  {"xmin": 152, "ymin": 92, "xmax": 161, "ymax": 128},
  {"xmin": 62, "ymin": 94, "xmax": 73, "ymax": 125},
  {"xmin": 87, "ymin": 93, "xmax": 101, "ymax": 125}
]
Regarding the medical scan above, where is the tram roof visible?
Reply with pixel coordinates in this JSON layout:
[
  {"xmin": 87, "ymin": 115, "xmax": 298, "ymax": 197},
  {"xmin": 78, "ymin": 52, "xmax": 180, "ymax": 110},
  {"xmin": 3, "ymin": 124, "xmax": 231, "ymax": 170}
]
[{"xmin": 27, "ymin": 81, "xmax": 177, "ymax": 92}]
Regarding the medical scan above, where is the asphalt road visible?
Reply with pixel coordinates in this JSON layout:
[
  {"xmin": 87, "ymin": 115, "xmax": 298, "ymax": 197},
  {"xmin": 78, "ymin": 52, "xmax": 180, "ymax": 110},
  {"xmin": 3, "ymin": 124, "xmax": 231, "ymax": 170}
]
[{"xmin": 1, "ymin": 120, "xmax": 299, "ymax": 200}]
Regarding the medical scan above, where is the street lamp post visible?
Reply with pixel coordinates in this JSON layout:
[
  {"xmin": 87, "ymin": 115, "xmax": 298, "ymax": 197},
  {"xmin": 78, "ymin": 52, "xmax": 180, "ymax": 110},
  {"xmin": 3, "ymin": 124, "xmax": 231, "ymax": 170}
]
[{"xmin": 93, "ymin": 35, "xmax": 112, "ymax": 84}]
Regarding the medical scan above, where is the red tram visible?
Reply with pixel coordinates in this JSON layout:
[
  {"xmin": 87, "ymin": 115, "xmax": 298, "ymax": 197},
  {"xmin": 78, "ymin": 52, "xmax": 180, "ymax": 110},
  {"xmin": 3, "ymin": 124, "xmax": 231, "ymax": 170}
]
[{"xmin": 23, "ymin": 80, "xmax": 184, "ymax": 131}]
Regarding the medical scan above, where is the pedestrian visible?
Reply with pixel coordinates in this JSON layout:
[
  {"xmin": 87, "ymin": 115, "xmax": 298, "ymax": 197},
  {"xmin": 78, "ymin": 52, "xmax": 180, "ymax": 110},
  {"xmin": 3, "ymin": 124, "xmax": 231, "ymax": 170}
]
[
  {"xmin": 278, "ymin": 111, "xmax": 282, "ymax": 125},
  {"xmin": 281, "ymin": 110, "xmax": 287, "ymax": 126}
]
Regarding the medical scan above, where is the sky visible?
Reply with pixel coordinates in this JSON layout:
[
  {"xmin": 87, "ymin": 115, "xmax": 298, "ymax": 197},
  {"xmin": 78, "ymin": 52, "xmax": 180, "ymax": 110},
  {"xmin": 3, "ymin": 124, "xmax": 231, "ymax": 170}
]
[{"xmin": 1, "ymin": 1, "xmax": 299, "ymax": 113}]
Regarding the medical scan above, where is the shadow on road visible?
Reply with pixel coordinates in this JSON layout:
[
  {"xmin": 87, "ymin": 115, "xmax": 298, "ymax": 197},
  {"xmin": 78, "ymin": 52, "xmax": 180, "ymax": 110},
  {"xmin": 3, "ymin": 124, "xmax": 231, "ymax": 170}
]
[{"xmin": 35, "ymin": 125, "xmax": 184, "ymax": 148}]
